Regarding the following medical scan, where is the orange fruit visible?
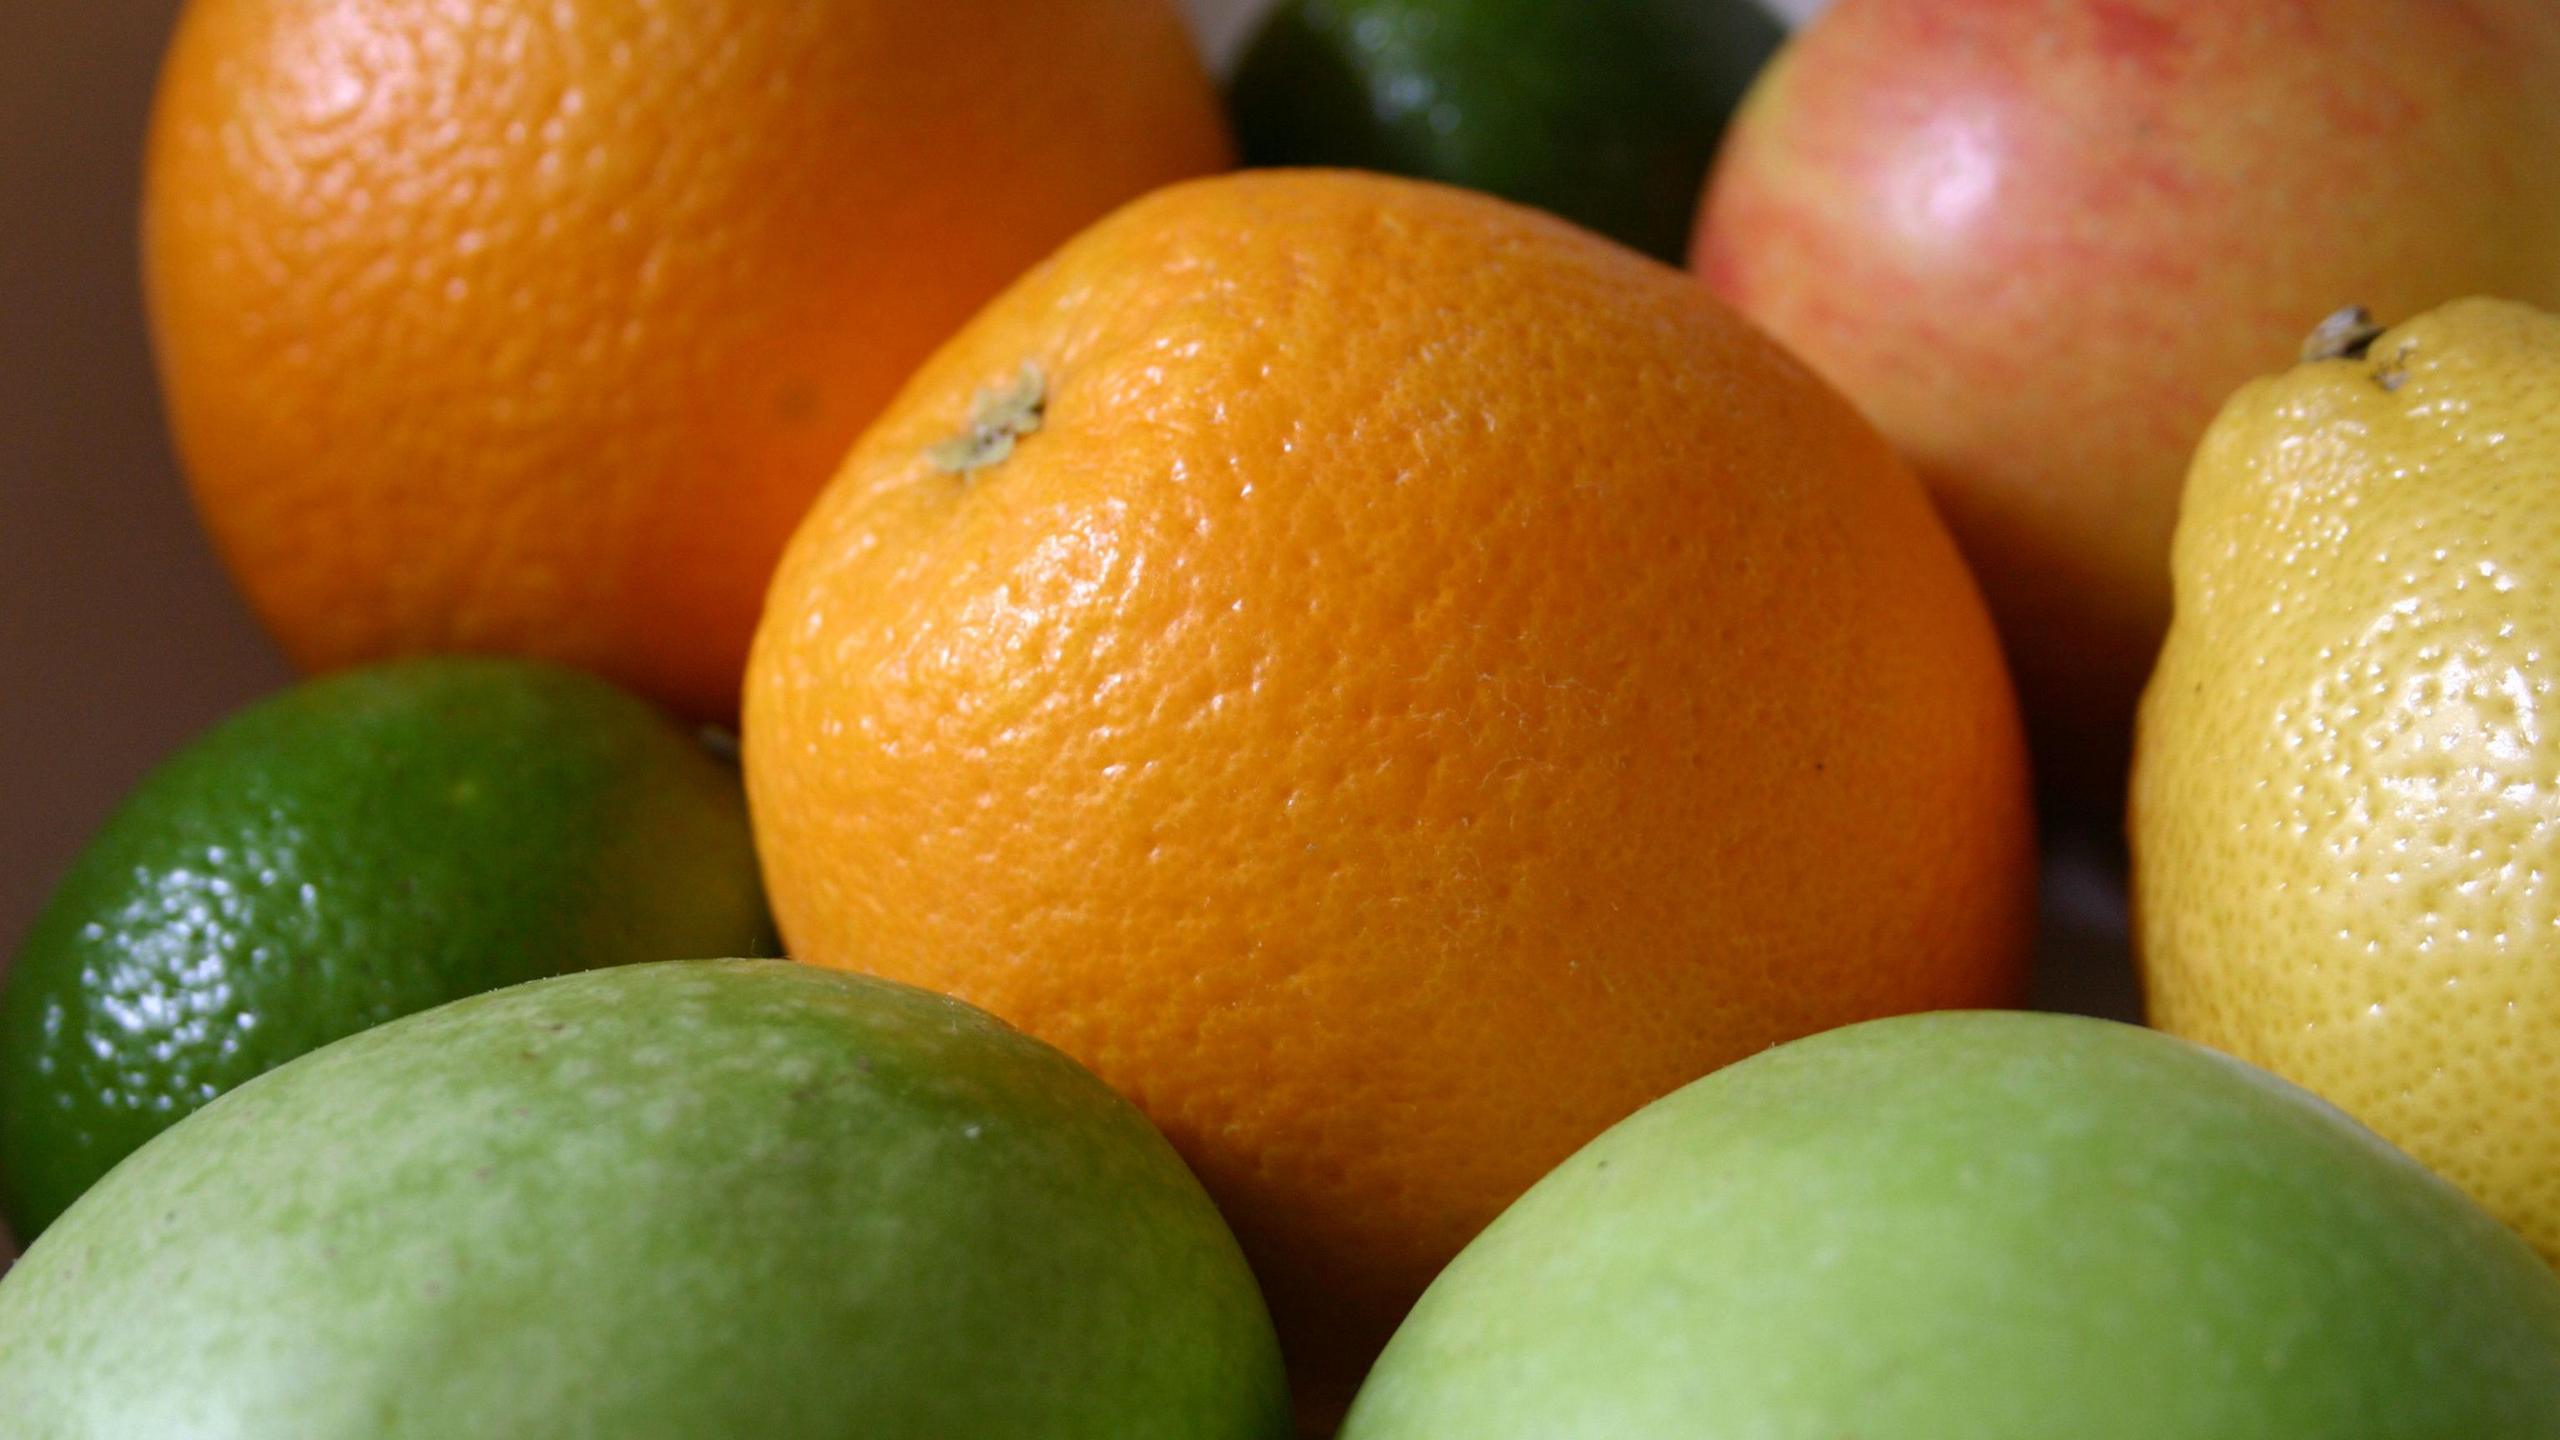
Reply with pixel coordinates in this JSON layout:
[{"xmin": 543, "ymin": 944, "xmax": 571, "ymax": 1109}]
[
  {"xmin": 143, "ymin": 0, "xmax": 1231, "ymax": 718},
  {"xmin": 744, "ymin": 170, "xmax": 2036, "ymax": 1423}
]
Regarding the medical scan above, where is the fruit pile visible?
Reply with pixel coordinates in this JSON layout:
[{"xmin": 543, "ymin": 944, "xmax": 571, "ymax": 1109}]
[{"xmin": 7, "ymin": 0, "xmax": 2560, "ymax": 1435}]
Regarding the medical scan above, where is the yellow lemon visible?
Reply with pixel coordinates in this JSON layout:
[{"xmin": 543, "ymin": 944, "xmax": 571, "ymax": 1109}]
[{"xmin": 2135, "ymin": 297, "xmax": 2560, "ymax": 1257}]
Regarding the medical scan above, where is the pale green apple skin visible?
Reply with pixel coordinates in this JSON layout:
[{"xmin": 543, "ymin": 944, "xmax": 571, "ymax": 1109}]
[
  {"xmin": 1343, "ymin": 1011, "xmax": 2560, "ymax": 1439},
  {"xmin": 0, "ymin": 960, "xmax": 1290, "ymax": 1440}
]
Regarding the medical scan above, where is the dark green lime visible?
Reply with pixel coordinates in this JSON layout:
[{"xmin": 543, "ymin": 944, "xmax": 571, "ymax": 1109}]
[
  {"xmin": 1228, "ymin": 0, "xmax": 1785, "ymax": 262},
  {"xmin": 0, "ymin": 657, "xmax": 774, "ymax": 1237}
]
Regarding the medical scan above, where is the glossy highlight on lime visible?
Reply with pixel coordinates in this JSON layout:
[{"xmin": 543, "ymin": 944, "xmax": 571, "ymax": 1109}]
[{"xmin": 0, "ymin": 656, "xmax": 773, "ymax": 1237}]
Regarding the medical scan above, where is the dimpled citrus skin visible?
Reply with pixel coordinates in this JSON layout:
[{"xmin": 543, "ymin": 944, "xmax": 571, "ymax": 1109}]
[
  {"xmin": 2135, "ymin": 299, "xmax": 2560, "ymax": 1261},
  {"xmin": 0, "ymin": 657, "xmax": 773, "ymax": 1239},
  {"xmin": 143, "ymin": 0, "xmax": 1231, "ymax": 718},
  {"xmin": 745, "ymin": 171, "xmax": 2037, "ymax": 1420}
]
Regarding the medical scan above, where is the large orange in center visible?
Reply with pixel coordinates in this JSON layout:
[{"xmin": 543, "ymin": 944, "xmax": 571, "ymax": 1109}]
[{"xmin": 745, "ymin": 171, "xmax": 2035, "ymax": 1424}]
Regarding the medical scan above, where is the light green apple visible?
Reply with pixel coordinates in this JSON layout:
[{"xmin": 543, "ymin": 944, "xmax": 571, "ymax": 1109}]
[
  {"xmin": 1343, "ymin": 1011, "xmax": 2560, "ymax": 1439},
  {"xmin": 0, "ymin": 960, "xmax": 1290, "ymax": 1440}
]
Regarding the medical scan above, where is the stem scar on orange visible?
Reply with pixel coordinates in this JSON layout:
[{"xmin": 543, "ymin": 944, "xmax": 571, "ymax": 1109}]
[{"xmin": 744, "ymin": 171, "xmax": 2037, "ymax": 1426}]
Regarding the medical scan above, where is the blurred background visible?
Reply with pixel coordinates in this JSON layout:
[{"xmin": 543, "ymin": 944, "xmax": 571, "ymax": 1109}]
[
  {"xmin": 4, "ymin": 0, "xmax": 290, "ymax": 956},
  {"xmin": 0, "ymin": 0, "xmax": 1830, "ymax": 977}
]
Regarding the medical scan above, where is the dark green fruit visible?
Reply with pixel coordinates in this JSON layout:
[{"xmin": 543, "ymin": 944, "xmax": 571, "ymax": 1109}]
[
  {"xmin": 0, "ymin": 656, "xmax": 773, "ymax": 1237},
  {"xmin": 1229, "ymin": 0, "xmax": 1784, "ymax": 262}
]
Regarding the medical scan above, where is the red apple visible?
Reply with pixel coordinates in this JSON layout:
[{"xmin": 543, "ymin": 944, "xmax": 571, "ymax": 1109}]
[{"xmin": 1694, "ymin": 0, "xmax": 2560, "ymax": 809}]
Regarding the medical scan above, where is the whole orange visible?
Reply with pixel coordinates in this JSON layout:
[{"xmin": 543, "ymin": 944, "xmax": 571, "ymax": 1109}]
[
  {"xmin": 744, "ymin": 171, "xmax": 2036, "ymax": 1423},
  {"xmin": 143, "ymin": 0, "xmax": 1230, "ymax": 718}
]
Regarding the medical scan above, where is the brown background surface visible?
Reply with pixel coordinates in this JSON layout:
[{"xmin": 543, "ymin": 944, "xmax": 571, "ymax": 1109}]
[{"xmin": 3, "ymin": 0, "xmax": 294, "ymax": 953}]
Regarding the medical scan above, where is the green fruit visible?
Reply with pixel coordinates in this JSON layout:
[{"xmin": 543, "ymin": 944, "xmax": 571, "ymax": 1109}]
[
  {"xmin": 1227, "ymin": 0, "xmax": 1783, "ymax": 262},
  {"xmin": 0, "ymin": 960, "xmax": 1291, "ymax": 1440},
  {"xmin": 0, "ymin": 657, "xmax": 773, "ymax": 1238},
  {"xmin": 1343, "ymin": 1012, "xmax": 2560, "ymax": 1439}
]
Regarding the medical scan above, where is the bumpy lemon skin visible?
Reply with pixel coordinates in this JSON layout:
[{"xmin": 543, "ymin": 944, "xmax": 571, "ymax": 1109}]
[{"xmin": 2135, "ymin": 297, "xmax": 2560, "ymax": 1259}]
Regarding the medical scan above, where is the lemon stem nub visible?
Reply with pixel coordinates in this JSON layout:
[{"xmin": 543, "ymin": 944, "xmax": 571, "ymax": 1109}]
[
  {"xmin": 928, "ymin": 363, "xmax": 1047, "ymax": 476},
  {"xmin": 2300, "ymin": 306, "xmax": 2387, "ymax": 365}
]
